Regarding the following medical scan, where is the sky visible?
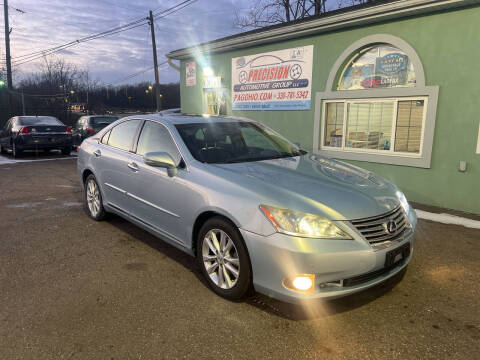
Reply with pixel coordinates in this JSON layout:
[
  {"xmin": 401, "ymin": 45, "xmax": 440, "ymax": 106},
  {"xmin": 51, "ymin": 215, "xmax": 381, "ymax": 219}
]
[{"xmin": 0, "ymin": 0, "xmax": 248, "ymax": 85}]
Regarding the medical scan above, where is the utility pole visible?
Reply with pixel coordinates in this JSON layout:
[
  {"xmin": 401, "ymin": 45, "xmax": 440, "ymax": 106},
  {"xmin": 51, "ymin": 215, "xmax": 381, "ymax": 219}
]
[
  {"xmin": 3, "ymin": 0, "xmax": 13, "ymax": 89},
  {"xmin": 3, "ymin": 0, "xmax": 13, "ymax": 116},
  {"xmin": 21, "ymin": 91, "xmax": 25, "ymax": 115},
  {"xmin": 148, "ymin": 10, "xmax": 161, "ymax": 112}
]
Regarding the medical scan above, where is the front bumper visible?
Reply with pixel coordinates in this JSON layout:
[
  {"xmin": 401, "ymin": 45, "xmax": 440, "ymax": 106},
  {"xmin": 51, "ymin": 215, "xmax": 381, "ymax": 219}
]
[{"xmin": 240, "ymin": 226, "xmax": 414, "ymax": 304}]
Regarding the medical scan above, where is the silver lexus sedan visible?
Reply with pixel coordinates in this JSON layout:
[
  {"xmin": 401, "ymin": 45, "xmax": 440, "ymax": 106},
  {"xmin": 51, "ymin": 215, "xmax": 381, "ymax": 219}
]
[{"xmin": 77, "ymin": 114, "xmax": 416, "ymax": 304}]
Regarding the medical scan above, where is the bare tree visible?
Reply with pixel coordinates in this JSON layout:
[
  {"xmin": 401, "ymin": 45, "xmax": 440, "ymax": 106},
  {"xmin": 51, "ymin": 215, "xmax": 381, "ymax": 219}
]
[
  {"xmin": 20, "ymin": 56, "xmax": 84, "ymax": 95},
  {"xmin": 235, "ymin": 0, "xmax": 378, "ymax": 29},
  {"xmin": 235, "ymin": 0, "xmax": 327, "ymax": 29},
  {"xmin": 336, "ymin": 0, "xmax": 370, "ymax": 7},
  {"xmin": 16, "ymin": 56, "xmax": 88, "ymax": 122}
]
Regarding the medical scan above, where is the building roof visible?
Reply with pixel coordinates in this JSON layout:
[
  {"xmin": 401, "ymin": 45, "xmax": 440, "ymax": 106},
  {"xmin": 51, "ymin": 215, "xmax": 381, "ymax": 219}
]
[{"xmin": 167, "ymin": 0, "xmax": 478, "ymax": 60}]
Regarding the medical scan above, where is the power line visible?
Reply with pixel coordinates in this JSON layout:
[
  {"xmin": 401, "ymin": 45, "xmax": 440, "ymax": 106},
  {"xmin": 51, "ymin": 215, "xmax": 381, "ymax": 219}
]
[
  {"xmin": 108, "ymin": 60, "xmax": 168, "ymax": 86},
  {"xmin": 10, "ymin": 0, "xmax": 197, "ymax": 67},
  {"xmin": 12, "ymin": 19, "xmax": 148, "ymax": 64},
  {"xmin": 0, "ymin": 2, "xmax": 26, "ymax": 13}
]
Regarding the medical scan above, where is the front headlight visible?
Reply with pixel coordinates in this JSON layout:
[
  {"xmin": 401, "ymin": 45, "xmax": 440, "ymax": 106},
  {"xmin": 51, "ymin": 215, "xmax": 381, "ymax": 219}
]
[
  {"xmin": 259, "ymin": 205, "xmax": 352, "ymax": 239},
  {"xmin": 396, "ymin": 190, "xmax": 410, "ymax": 214}
]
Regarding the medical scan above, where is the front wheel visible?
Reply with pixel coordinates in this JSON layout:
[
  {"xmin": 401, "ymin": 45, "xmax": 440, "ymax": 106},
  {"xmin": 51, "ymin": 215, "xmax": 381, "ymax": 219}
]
[
  {"xmin": 84, "ymin": 174, "xmax": 106, "ymax": 221},
  {"xmin": 197, "ymin": 217, "xmax": 252, "ymax": 300}
]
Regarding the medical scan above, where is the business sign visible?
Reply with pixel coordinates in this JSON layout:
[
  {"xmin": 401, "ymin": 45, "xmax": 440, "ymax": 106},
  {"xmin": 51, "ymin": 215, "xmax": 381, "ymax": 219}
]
[
  {"xmin": 232, "ymin": 45, "xmax": 313, "ymax": 111},
  {"xmin": 361, "ymin": 53, "xmax": 409, "ymax": 88},
  {"xmin": 185, "ymin": 61, "xmax": 196, "ymax": 87}
]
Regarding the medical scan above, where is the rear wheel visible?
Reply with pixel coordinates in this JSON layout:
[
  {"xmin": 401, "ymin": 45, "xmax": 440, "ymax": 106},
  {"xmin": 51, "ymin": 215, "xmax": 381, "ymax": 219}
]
[
  {"xmin": 197, "ymin": 217, "xmax": 252, "ymax": 300},
  {"xmin": 12, "ymin": 142, "xmax": 22, "ymax": 158},
  {"xmin": 84, "ymin": 174, "xmax": 106, "ymax": 221},
  {"xmin": 62, "ymin": 147, "xmax": 71, "ymax": 156}
]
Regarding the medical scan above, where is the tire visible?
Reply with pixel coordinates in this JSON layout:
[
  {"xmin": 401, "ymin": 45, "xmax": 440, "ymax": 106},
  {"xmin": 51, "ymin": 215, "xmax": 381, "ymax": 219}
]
[
  {"xmin": 197, "ymin": 216, "xmax": 252, "ymax": 300},
  {"xmin": 62, "ymin": 147, "xmax": 71, "ymax": 156},
  {"xmin": 12, "ymin": 142, "xmax": 22, "ymax": 158},
  {"xmin": 0, "ymin": 143, "xmax": 6, "ymax": 154},
  {"xmin": 83, "ymin": 174, "xmax": 106, "ymax": 221}
]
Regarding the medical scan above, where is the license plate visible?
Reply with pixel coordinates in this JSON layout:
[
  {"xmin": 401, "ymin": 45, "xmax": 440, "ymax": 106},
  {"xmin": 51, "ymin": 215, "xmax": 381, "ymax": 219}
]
[{"xmin": 385, "ymin": 242, "xmax": 410, "ymax": 267}]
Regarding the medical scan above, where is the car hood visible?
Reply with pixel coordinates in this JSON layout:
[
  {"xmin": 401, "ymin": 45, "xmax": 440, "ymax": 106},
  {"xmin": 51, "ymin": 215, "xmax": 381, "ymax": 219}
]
[{"xmin": 210, "ymin": 154, "xmax": 401, "ymax": 221}]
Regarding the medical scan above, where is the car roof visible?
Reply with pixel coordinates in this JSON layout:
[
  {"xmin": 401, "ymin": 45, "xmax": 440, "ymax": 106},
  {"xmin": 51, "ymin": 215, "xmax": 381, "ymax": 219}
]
[
  {"xmin": 122, "ymin": 114, "xmax": 251, "ymax": 125},
  {"xmin": 18, "ymin": 116, "xmax": 58, "ymax": 120},
  {"xmin": 84, "ymin": 115, "xmax": 118, "ymax": 119}
]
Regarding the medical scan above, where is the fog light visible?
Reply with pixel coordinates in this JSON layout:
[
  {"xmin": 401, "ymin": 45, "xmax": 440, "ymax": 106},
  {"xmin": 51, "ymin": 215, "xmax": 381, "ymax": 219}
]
[
  {"xmin": 293, "ymin": 276, "xmax": 313, "ymax": 291},
  {"xmin": 282, "ymin": 274, "xmax": 315, "ymax": 293}
]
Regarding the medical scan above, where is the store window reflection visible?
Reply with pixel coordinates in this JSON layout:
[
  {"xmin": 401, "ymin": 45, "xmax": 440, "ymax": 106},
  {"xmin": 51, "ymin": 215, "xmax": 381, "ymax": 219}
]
[{"xmin": 338, "ymin": 45, "xmax": 416, "ymax": 90}]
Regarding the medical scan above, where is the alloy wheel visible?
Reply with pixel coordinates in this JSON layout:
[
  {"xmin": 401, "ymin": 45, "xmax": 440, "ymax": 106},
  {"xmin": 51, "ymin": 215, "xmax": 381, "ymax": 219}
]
[
  {"xmin": 86, "ymin": 179, "xmax": 101, "ymax": 217},
  {"xmin": 202, "ymin": 229, "xmax": 240, "ymax": 289}
]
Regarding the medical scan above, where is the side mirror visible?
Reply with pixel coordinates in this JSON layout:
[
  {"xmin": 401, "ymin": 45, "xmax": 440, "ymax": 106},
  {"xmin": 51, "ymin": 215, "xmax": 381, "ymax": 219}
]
[{"xmin": 143, "ymin": 151, "xmax": 178, "ymax": 177}]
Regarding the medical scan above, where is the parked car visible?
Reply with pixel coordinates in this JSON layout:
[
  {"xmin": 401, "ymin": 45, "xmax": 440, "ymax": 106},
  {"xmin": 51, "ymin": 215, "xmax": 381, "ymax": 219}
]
[
  {"xmin": 0, "ymin": 116, "xmax": 73, "ymax": 157},
  {"xmin": 159, "ymin": 108, "xmax": 181, "ymax": 115},
  {"xmin": 77, "ymin": 115, "xmax": 417, "ymax": 303},
  {"xmin": 72, "ymin": 115, "xmax": 119, "ymax": 148}
]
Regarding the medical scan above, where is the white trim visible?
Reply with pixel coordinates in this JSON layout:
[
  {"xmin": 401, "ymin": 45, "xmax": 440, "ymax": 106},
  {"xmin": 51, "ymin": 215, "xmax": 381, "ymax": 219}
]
[
  {"xmin": 314, "ymin": 88, "xmax": 438, "ymax": 168},
  {"xmin": 326, "ymin": 35, "xmax": 426, "ymax": 90},
  {"xmin": 476, "ymin": 123, "xmax": 480, "ymax": 154},
  {"xmin": 314, "ymin": 34, "xmax": 439, "ymax": 169},
  {"xmin": 320, "ymin": 96, "xmax": 428, "ymax": 159},
  {"xmin": 167, "ymin": 0, "xmax": 478, "ymax": 60}
]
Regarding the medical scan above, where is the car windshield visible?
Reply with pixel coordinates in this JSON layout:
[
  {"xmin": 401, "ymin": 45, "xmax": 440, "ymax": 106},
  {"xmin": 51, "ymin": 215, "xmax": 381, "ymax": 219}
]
[
  {"xmin": 91, "ymin": 116, "xmax": 118, "ymax": 127},
  {"xmin": 175, "ymin": 121, "xmax": 306, "ymax": 164},
  {"xmin": 18, "ymin": 117, "xmax": 62, "ymax": 125}
]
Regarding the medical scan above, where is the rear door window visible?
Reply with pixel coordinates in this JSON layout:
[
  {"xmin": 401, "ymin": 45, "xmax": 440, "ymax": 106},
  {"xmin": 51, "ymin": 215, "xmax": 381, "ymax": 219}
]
[{"xmin": 107, "ymin": 120, "xmax": 141, "ymax": 151}]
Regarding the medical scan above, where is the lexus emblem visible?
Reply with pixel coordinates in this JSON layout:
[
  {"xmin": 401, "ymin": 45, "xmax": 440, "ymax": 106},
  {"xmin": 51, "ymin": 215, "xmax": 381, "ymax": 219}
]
[{"xmin": 384, "ymin": 219, "xmax": 398, "ymax": 234}]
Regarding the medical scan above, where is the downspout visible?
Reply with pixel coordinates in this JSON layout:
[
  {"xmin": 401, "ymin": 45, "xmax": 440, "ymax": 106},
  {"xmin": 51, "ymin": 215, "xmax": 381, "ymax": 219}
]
[{"xmin": 166, "ymin": 56, "xmax": 180, "ymax": 71}]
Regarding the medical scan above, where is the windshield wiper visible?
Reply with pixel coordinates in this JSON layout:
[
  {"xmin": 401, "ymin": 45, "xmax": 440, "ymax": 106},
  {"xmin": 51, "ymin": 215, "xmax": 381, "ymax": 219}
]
[{"xmin": 218, "ymin": 152, "xmax": 305, "ymax": 164}]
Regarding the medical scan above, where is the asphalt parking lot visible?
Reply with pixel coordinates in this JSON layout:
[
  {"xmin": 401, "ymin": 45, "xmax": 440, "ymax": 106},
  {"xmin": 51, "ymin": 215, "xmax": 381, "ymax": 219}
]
[{"xmin": 0, "ymin": 155, "xmax": 479, "ymax": 359}]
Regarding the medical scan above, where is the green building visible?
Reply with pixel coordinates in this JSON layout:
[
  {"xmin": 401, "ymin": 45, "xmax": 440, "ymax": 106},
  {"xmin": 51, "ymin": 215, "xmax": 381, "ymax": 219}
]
[{"xmin": 167, "ymin": 0, "xmax": 480, "ymax": 215}]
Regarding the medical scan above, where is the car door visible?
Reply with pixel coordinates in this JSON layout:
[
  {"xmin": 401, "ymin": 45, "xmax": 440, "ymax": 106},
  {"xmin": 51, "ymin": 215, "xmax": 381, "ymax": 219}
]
[
  {"xmin": 127, "ymin": 120, "xmax": 193, "ymax": 245},
  {"xmin": 93, "ymin": 119, "xmax": 143, "ymax": 215}
]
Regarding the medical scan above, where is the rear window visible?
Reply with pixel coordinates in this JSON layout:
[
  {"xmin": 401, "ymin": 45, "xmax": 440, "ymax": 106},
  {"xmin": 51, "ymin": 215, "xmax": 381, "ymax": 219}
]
[
  {"xmin": 107, "ymin": 120, "xmax": 142, "ymax": 151},
  {"xmin": 90, "ymin": 116, "xmax": 118, "ymax": 126},
  {"xmin": 18, "ymin": 117, "xmax": 62, "ymax": 126}
]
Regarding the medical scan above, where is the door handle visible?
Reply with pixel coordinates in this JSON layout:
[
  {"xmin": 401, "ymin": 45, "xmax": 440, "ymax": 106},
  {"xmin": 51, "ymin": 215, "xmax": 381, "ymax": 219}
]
[
  {"xmin": 93, "ymin": 149, "xmax": 101, "ymax": 157},
  {"xmin": 127, "ymin": 162, "xmax": 139, "ymax": 172}
]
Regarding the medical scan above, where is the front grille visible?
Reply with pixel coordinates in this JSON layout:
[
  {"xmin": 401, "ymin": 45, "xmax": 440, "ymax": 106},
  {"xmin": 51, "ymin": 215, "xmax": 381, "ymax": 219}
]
[{"xmin": 350, "ymin": 206, "xmax": 409, "ymax": 244}]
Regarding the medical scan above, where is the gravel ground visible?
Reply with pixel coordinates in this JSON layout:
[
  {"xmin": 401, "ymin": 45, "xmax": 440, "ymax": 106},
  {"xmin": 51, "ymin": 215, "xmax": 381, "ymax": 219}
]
[{"xmin": 0, "ymin": 157, "xmax": 479, "ymax": 360}]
